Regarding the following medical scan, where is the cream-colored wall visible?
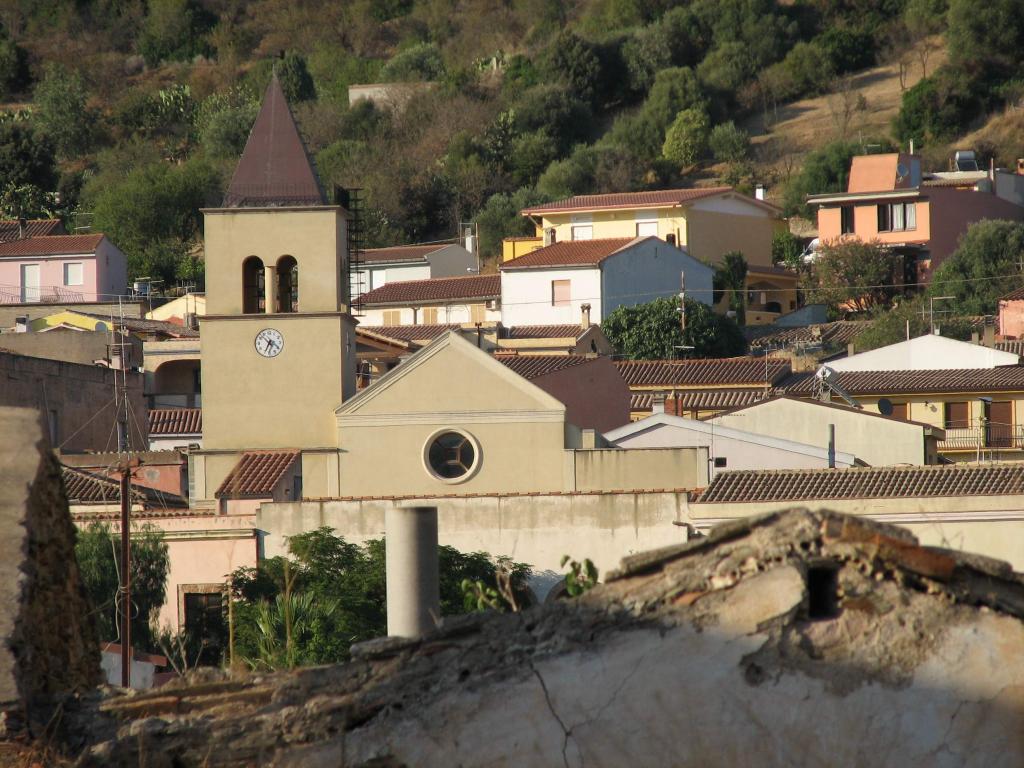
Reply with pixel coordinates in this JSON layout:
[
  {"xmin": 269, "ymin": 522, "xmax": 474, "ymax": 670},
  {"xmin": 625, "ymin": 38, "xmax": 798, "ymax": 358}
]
[
  {"xmin": 543, "ymin": 209, "xmax": 686, "ymax": 245},
  {"xmin": 572, "ymin": 447, "xmax": 708, "ymax": 491},
  {"xmin": 201, "ymin": 313, "xmax": 355, "ymax": 450},
  {"xmin": 711, "ymin": 398, "xmax": 930, "ymax": 466},
  {"xmin": 147, "ymin": 294, "xmax": 205, "ymax": 322},
  {"xmin": 683, "ymin": 208, "xmax": 776, "ymax": 267},
  {"xmin": 203, "ymin": 207, "xmax": 348, "ymax": 315},
  {"xmin": 688, "ymin": 496, "xmax": 1024, "ymax": 572},
  {"xmin": 258, "ymin": 492, "xmax": 691, "ymax": 597}
]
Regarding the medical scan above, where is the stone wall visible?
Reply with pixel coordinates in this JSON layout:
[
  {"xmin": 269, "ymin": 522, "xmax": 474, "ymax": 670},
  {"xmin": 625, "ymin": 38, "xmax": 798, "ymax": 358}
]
[{"xmin": 0, "ymin": 407, "xmax": 100, "ymax": 738}]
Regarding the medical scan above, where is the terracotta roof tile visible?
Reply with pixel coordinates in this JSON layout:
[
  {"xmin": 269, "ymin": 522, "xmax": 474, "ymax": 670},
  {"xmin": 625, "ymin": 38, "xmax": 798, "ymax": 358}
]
[
  {"xmin": 631, "ymin": 389, "xmax": 773, "ymax": 412},
  {"xmin": 356, "ymin": 324, "xmax": 459, "ymax": 344},
  {"xmin": 80, "ymin": 312, "xmax": 199, "ymax": 338},
  {"xmin": 697, "ymin": 464, "xmax": 1024, "ymax": 504},
  {"xmin": 500, "ymin": 238, "xmax": 637, "ymax": 269},
  {"xmin": 616, "ymin": 358, "xmax": 790, "ymax": 388},
  {"xmin": 358, "ymin": 274, "xmax": 500, "ymax": 305},
  {"xmin": 495, "ymin": 353, "xmax": 591, "ymax": 379},
  {"xmin": 61, "ymin": 465, "xmax": 187, "ymax": 508},
  {"xmin": 360, "ymin": 244, "xmax": 447, "ymax": 263},
  {"xmin": 0, "ymin": 219, "xmax": 66, "ymax": 240},
  {"xmin": 148, "ymin": 408, "xmax": 202, "ymax": 435},
  {"xmin": 503, "ymin": 324, "xmax": 587, "ymax": 339},
  {"xmin": 781, "ymin": 367, "xmax": 1024, "ymax": 395},
  {"xmin": 1000, "ymin": 287, "xmax": 1024, "ymax": 301},
  {"xmin": 0, "ymin": 234, "xmax": 105, "ymax": 258},
  {"xmin": 215, "ymin": 451, "xmax": 300, "ymax": 498},
  {"xmin": 521, "ymin": 187, "xmax": 734, "ymax": 215},
  {"xmin": 745, "ymin": 320, "xmax": 866, "ymax": 349}
]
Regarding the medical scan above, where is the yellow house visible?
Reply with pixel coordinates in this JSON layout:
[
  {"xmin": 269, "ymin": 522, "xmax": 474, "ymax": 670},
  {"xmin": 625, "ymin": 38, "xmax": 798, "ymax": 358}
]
[{"xmin": 511, "ymin": 188, "xmax": 795, "ymax": 325}]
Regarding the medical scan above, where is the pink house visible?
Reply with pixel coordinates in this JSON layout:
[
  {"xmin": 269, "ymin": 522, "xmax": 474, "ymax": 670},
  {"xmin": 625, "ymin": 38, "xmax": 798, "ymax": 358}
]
[
  {"xmin": 0, "ymin": 233, "xmax": 128, "ymax": 303},
  {"xmin": 809, "ymin": 153, "xmax": 1024, "ymax": 282}
]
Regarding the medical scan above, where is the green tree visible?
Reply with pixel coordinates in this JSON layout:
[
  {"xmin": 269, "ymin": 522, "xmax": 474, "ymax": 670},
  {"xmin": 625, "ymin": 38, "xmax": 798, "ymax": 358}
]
[
  {"xmin": 0, "ymin": 118, "xmax": 57, "ymax": 190},
  {"xmin": 708, "ymin": 121, "xmax": 750, "ymax": 163},
  {"xmin": 853, "ymin": 297, "xmax": 975, "ymax": 352},
  {"xmin": 276, "ymin": 51, "xmax": 317, "ymax": 103},
  {"xmin": 892, "ymin": 67, "xmax": 981, "ymax": 145},
  {"xmin": 662, "ymin": 107, "xmax": 709, "ymax": 167},
  {"xmin": 200, "ymin": 100, "xmax": 260, "ymax": 160},
  {"xmin": 805, "ymin": 239, "xmax": 900, "ymax": 314},
  {"xmin": 782, "ymin": 140, "xmax": 862, "ymax": 218},
  {"xmin": 771, "ymin": 229, "xmax": 803, "ymax": 269},
  {"xmin": 85, "ymin": 159, "xmax": 222, "ymax": 283},
  {"xmin": 138, "ymin": 0, "xmax": 214, "ymax": 67},
  {"xmin": 545, "ymin": 31, "xmax": 601, "ymax": 107},
  {"xmin": 75, "ymin": 522, "xmax": 169, "ymax": 653},
  {"xmin": 33, "ymin": 64, "xmax": 96, "ymax": 160},
  {"xmin": 474, "ymin": 187, "xmax": 550, "ymax": 259},
  {"xmin": 380, "ymin": 42, "xmax": 446, "ymax": 82},
  {"xmin": 0, "ymin": 29, "xmax": 28, "ymax": 98},
  {"xmin": 602, "ymin": 295, "xmax": 747, "ymax": 360},
  {"xmin": 715, "ymin": 251, "xmax": 748, "ymax": 326},
  {"xmin": 927, "ymin": 219, "xmax": 1024, "ymax": 315},
  {"xmin": 947, "ymin": 0, "xmax": 1024, "ymax": 75},
  {"xmin": 230, "ymin": 528, "xmax": 531, "ymax": 668}
]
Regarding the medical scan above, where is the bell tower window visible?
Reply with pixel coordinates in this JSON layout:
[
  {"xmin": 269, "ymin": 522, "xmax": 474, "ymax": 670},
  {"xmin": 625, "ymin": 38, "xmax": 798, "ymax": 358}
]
[
  {"xmin": 243, "ymin": 256, "xmax": 265, "ymax": 314},
  {"xmin": 277, "ymin": 256, "xmax": 298, "ymax": 313}
]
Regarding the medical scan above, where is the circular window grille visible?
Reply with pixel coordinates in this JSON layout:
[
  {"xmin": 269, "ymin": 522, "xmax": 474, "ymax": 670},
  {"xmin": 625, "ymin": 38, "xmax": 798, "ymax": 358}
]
[{"xmin": 426, "ymin": 431, "xmax": 477, "ymax": 481}]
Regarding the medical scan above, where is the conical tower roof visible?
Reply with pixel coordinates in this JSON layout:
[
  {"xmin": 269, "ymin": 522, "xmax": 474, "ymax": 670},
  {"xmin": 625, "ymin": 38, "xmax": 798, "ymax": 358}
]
[{"xmin": 222, "ymin": 74, "xmax": 326, "ymax": 208}]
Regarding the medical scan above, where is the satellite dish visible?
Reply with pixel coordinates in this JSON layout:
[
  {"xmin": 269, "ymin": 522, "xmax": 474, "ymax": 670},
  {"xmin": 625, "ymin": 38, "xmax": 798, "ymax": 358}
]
[
  {"xmin": 896, "ymin": 163, "xmax": 909, "ymax": 182},
  {"xmin": 878, "ymin": 397, "xmax": 894, "ymax": 416}
]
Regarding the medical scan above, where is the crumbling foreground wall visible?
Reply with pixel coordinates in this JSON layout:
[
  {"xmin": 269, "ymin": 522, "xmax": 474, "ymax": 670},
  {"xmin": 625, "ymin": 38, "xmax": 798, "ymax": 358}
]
[
  {"xmin": 0, "ymin": 407, "xmax": 100, "ymax": 738},
  {"xmin": 78, "ymin": 509, "xmax": 1024, "ymax": 768}
]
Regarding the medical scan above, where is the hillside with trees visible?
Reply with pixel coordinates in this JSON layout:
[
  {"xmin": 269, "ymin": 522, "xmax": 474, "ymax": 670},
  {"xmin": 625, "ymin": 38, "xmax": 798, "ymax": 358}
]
[{"xmin": 1, "ymin": 0, "xmax": 1021, "ymax": 287}]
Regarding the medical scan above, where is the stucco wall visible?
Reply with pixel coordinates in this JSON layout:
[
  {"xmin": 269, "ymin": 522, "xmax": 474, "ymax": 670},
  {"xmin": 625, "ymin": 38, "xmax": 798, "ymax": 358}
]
[
  {"xmin": 1001, "ymin": 298, "xmax": 1024, "ymax": 339},
  {"xmin": 200, "ymin": 313, "xmax": 356, "ymax": 450},
  {"xmin": 600, "ymin": 238, "xmax": 713, "ymax": 317},
  {"xmin": 926, "ymin": 189, "xmax": 1024, "ymax": 274},
  {"xmin": 258, "ymin": 492, "xmax": 690, "ymax": 596},
  {"xmin": 500, "ymin": 267, "xmax": 602, "ymax": 326},
  {"xmin": 684, "ymin": 200, "xmax": 778, "ymax": 267},
  {"xmin": 573, "ymin": 447, "xmax": 707, "ymax": 490},
  {"xmin": 203, "ymin": 207, "xmax": 348, "ymax": 315},
  {"xmin": 531, "ymin": 356, "xmax": 631, "ymax": 432},
  {"xmin": 710, "ymin": 398, "xmax": 929, "ymax": 466},
  {"xmin": 358, "ymin": 302, "xmax": 500, "ymax": 326}
]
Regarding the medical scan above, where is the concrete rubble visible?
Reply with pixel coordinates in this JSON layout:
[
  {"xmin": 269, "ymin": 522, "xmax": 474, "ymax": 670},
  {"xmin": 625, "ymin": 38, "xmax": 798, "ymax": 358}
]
[{"xmin": 63, "ymin": 507, "xmax": 1024, "ymax": 767}]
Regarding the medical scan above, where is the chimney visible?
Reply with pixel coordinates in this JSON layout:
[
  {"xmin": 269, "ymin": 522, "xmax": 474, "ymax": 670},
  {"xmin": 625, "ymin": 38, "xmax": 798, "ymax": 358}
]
[
  {"xmin": 580, "ymin": 302, "xmax": 591, "ymax": 329},
  {"xmin": 755, "ymin": 184, "xmax": 765, "ymax": 201},
  {"xmin": 983, "ymin": 320, "xmax": 995, "ymax": 348},
  {"xmin": 543, "ymin": 227, "xmax": 556, "ymax": 246},
  {"xmin": 14, "ymin": 315, "xmax": 28, "ymax": 333},
  {"xmin": 847, "ymin": 342, "xmax": 855, "ymax": 357},
  {"xmin": 828, "ymin": 424, "xmax": 836, "ymax": 468},
  {"xmin": 652, "ymin": 393, "xmax": 667, "ymax": 414},
  {"xmin": 17, "ymin": 218, "xmax": 25, "ymax": 239},
  {"xmin": 385, "ymin": 504, "xmax": 440, "ymax": 638},
  {"xmin": 581, "ymin": 429, "xmax": 597, "ymax": 449}
]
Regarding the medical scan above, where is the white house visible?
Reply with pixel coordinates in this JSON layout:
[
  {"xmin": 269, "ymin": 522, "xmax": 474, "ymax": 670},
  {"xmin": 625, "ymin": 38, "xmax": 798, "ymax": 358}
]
[
  {"xmin": 499, "ymin": 236, "xmax": 713, "ymax": 327},
  {"xmin": 604, "ymin": 410, "xmax": 855, "ymax": 478},
  {"xmin": 828, "ymin": 334, "xmax": 1019, "ymax": 372},
  {"xmin": 356, "ymin": 273, "xmax": 501, "ymax": 326},
  {"xmin": 352, "ymin": 243, "xmax": 476, "ymax": 300}
]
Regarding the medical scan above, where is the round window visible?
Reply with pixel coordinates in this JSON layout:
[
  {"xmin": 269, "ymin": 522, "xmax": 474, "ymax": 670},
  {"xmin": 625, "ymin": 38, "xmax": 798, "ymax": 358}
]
[{"xmin": 425, "ymin": 430, "xmax": 479, "ymax": 482}]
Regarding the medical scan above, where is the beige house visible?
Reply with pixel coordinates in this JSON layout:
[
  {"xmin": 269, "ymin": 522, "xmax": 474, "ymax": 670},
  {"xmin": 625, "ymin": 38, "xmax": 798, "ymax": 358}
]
[{"xmin": 356, "ymin": 273, "xmax": 501, "ymax": 326}]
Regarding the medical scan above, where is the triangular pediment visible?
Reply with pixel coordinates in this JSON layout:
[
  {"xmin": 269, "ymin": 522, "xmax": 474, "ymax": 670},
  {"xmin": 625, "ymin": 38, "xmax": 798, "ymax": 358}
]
[
  {"xmin": 337, "ymin": 332, "xmax": 565, "ymax": 418},
  {"xmin": 223, "ymin": 74, "xmax": 325, "ymax": 208}
]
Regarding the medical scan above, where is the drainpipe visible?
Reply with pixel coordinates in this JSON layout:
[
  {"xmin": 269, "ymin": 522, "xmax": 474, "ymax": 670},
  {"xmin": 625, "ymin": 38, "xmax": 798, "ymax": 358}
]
[{"xmin": 385, "ymin": 503, "xmax": 440, "ymax": 638}]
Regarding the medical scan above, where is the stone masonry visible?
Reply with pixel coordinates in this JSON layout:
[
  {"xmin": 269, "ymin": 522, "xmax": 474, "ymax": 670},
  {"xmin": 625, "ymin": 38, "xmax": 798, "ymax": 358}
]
[{"xmin": 74, "ymin": 508, "xmax": 1024, "ymax": 767}]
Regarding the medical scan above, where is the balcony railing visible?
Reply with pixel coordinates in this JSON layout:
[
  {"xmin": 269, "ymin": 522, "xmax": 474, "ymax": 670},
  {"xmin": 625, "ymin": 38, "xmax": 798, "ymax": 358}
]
[{"xmin": 938, "ymin": 424, "xmax": 1024, "ymax": 451}]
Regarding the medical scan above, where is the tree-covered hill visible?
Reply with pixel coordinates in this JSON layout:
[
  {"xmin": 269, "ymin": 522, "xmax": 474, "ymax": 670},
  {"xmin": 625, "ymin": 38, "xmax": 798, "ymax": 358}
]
[{"xmin": 0, "ymin": 0, "xmax": 1017, "ymax": 286}]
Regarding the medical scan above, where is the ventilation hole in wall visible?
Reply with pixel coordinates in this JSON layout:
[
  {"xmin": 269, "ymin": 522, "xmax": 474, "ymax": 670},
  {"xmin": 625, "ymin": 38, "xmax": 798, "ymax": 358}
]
[{"xmin": 807, "ymin": 565, "xmax": 840, "ymax": 620}]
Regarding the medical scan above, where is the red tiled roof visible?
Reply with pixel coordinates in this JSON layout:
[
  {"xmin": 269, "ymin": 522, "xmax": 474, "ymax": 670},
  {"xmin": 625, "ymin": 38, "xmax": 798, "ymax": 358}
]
[
  {"xmin": 996, "ymin": 340, "xmax": 1024, "ymax": 356},
  {"xmin": 781, "ymin": 367, "xmax": 1024, "ymax": 395},
  {"xmin": 148, "ymin": 408, "xmax": 202, "ymax": 435},
  {"xmin": 358, "ymin": 274, "xmax": 500, "ymax": 305},
  {"xmin": 999, "ymin": 287, "xmax": 1024, "ymax": 301},
  {"xmin": 501, "ymin": 238, "xmax": 639, "ymax": 270},
  {"xmin": 0, "ymin": 234, "xmax": 104, "ymax": 258},
  {"xmin": 521, "ymin": 187, "xmax": 734, "ymax": 215},
  {"xmin": 697, "ymin": 463, "xmax": 1024, "ymax": 504},
  {"xmin": 495, "ymin": 353, "xmax": 590, "ymax": 379},
  {"xmin": 0, "ymin": 219, "xmax": 66, "ymax": 240},
  {"xmin": 357, "ymin": 324, "xmax": 460, "ymax": 344},
  {"xmin": 616, "ymin": 358, "xmax": 790, "ymax": 388},
  {"xmin": 80, "ymin": 312, "xmax": 199, "ymax": 338},
  {"xmin": 745, "ymin": 320, "xmax": 866, "ymax": 350},
  {"xmin": 61, "ymin": 465, "xmax": 187, "ymax": 507},
  {"xmin": 503, "ymin": 324, "xmax": 588, "ymax": 340},
  {"xmin": 215, "ymin": 450, "xmax": 300, "ymax": 499},
  {"xmin": 360, "ymin": 244, "xmax": 448, "ymax": 263},
  {"xmin": 630, "ymin": 389, "xmax": 773, "ymax": 413}
]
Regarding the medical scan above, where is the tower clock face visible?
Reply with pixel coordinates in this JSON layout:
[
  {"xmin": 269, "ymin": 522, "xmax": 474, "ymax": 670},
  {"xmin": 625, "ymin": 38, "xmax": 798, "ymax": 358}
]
[{"xmin": 254, "ymin": 328, "xmax": 284, "ymax": 358}]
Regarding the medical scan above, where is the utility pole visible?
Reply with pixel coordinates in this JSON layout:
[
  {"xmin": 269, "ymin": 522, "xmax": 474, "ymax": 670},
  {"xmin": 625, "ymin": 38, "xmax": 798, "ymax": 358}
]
[
  {"xmin": 119, "ymin": 466, "xmax": 131, "ymax": 688},
  {"xmin": 679, "ymin": 272, "xmax": 686, "ymax": 335}
]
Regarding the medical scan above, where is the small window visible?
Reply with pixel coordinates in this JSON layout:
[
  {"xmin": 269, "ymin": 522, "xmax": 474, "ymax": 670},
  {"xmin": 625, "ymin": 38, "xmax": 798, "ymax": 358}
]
[
  {"xmin": 552, "ymin": 279, "xmax": 571, "ymax": 307},
  {"xmin": 840, "ymin": 206, "xmax": 854, "ymax": 234},
  {"xmin": 890, "ymin": 402, "xmax": 908, "ymax": 420},
  {"xmin": 425, "ymin": 431, "xmax": 479, "ymax": 481},
  {"xmin": 277, "ymin": 256, "xmax": 298, "ymax": 313},
  {"xmin": 636, "ymin": 220, "xmax": 658, "ymax": 237},
  {"xmin": 422, "ymin": 307, "xmax": 439, "ymax": 324},
  {"xmin": 382, "ymin": 309, "xmax": 401, "ymax": 325},
  {"xmin": 905, "ymin": 202, "xmax": 917, "ymax": 230},
  {"xmin": 877, "ymin": 204, "xmax": 891, "ymax": 232},
  {"xmin": 571, "ymin": 225, "xmax": 592, "ymax": 240},
  {"xmin": 944, "ymin": 401, "xmax": 969, "ymax": 429},
  {"xmin": 713, "ymin": 456, "xmax": 727, "ymax": 468},
  {"xmin": 892, "ymin": 202, "xmax": 905, "ymax": 231},
  {"xmin": 243, "ymin": 256, "xmax": 265, "ymax": 314},
  {"xmin": 63, "ymin": 262, "xmax": 84, "ymax": 286}
]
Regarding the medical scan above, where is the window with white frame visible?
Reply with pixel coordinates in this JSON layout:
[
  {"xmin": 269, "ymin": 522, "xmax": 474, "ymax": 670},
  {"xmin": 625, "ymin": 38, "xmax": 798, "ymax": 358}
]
[
  {"xmin": 63, "ymin": 262, "xmax": 84, "ymax": 286},
  {"xmin": 552, "ymin": 279, "xmax": 571, "ymax": 306},
  {"xmin": 571, "ymin": 225, "xmax": 592, "ymax": 240},
  {"xmin": 635, "ymin": 213, "xmax": 658, "ymax": 237}
]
